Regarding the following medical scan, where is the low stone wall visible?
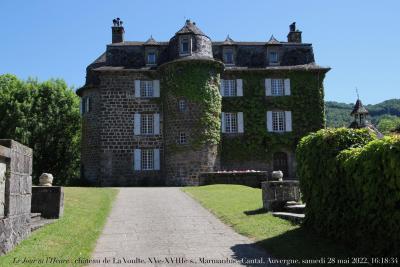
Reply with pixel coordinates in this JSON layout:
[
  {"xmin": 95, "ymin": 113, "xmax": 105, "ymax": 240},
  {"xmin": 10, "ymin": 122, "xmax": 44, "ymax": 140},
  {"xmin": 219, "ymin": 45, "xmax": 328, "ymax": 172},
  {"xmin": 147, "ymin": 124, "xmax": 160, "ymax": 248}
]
[
  {"xmin": 0, "ymin": 140, "xmax": 32, "ymax": 255},
  {"xmin": 261, "ymin": 180, "xmax": 301, "ymax": 211},
  {"xmin": 32, "ymin": 186, "xmax": 64, "ymax": 219},
  {"xmin": 198, "ymin": 172, "xmax": 268, "ymax": 188}
]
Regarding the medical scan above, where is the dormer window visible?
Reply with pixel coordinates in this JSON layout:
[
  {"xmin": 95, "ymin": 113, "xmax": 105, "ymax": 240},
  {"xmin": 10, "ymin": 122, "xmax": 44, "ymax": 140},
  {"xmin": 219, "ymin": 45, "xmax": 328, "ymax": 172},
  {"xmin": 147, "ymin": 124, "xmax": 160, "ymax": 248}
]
[
  {"xmin": 223, "ymin": 48, "xmax": 235, "ymax": 65},
  {"xmin": 180, "ymin": 37, "xmax": 190, "ymax": 55},
  {"xmin": 147, "ymin": 52, "xmax": 156, "ymax": 65},
  {"xmin": 223, "ymin": 48, "xmax": 234, "ymax": 65},
  {"xmin": 269, "ymin": 51, "xmax": 279, "ymax": 65}
]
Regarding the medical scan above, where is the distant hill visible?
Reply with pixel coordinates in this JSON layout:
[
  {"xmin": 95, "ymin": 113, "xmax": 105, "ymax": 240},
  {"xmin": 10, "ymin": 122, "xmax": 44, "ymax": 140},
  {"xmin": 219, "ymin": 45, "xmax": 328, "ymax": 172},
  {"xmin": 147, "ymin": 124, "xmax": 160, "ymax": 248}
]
[{"xmin": 325, "ymin": 99, "xmax": 400, "ymax": 128}]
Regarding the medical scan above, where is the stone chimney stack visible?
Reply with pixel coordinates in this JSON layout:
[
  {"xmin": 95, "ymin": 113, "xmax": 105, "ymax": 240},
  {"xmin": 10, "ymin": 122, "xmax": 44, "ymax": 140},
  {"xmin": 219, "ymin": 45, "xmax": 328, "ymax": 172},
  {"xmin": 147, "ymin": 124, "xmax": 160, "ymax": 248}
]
[
  {"xmin": 111, "ymin": 18, "xmax": 124, "ymax": 43},
  {"xmin": 287, "ymin": 22, "xmax": 302, "ymax": 43}
]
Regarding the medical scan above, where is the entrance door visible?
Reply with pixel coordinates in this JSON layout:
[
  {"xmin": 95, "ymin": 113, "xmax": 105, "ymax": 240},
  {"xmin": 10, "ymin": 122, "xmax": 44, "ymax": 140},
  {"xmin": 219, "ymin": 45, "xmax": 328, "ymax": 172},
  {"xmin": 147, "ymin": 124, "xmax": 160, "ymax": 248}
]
[{"xmin": 273, "ymin": 152, "xmax": 289, "ymax": 178}]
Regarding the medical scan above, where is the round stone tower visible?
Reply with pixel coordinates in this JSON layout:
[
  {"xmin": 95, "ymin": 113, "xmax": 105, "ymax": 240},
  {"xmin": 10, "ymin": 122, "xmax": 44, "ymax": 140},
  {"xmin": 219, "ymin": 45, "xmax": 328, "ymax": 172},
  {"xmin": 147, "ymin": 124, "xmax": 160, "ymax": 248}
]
[{"xmin": 160, "ymin": 20, "xmax": 224, "ymax": 186}]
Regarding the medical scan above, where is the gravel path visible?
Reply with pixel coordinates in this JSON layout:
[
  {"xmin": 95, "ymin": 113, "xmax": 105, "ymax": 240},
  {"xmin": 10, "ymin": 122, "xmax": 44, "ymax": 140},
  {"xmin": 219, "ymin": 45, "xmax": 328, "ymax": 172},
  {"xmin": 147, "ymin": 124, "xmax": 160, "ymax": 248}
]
[{"xmin": 89, "ymin": 188, "xmax": 281, "ymax": 267}]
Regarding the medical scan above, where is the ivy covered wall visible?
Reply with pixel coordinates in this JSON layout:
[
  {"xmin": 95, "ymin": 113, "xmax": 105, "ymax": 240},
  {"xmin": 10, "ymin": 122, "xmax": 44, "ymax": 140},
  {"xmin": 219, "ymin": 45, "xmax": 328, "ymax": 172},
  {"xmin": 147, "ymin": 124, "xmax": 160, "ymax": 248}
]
[
  {"xmin": 160, "ymin": 59, "xmax": 224, "ymax": 185},
  {"xmin": 221, "ymin": 70, "xmax": 326, "ymax": 164},
  {"xmin": 160, "ymin": 60, "xmax": 223, "ymax": 148}
]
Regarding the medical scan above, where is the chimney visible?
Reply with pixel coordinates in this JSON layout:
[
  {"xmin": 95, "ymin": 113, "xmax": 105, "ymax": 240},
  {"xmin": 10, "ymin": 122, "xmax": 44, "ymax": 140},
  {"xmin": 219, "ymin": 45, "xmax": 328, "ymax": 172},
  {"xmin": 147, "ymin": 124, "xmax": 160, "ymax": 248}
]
[
  {"xmin": 111, "ymin": 18, "xmax": 124, "ymax": 43},
  {"xmin": 287, "ymin": 22, "xmax": 302, "ymax": 43}
]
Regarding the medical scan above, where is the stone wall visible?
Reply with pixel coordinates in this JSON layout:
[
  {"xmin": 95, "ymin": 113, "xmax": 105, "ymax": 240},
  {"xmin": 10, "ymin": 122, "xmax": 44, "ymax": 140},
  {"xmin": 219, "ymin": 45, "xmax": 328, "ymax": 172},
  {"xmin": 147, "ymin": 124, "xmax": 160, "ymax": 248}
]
[
  {"xmin": 81, "ymin": 71, "xmax": 164, "ymax": 186},
  {"xmin": 81, "ymin": 87, "xmax": 101, "ymax": 185},
  {"xmin": 199, "ymin": 172, "xmax": 268, "ymax": 188},
  {"xmin": 0, "ymin": 140, "xmax": 32, "ymax": 255}
]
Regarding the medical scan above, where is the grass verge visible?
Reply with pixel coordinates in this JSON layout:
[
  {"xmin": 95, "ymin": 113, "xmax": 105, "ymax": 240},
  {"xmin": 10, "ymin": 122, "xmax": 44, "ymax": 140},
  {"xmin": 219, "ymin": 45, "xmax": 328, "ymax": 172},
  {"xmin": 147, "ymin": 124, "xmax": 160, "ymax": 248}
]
[
  {"xmin": 183, "ymin": 184, "xmax": 350, "ymax": 264},
  {"xmin": 0, "ymin": 187, "xmax": 117, "ymax": 267}
]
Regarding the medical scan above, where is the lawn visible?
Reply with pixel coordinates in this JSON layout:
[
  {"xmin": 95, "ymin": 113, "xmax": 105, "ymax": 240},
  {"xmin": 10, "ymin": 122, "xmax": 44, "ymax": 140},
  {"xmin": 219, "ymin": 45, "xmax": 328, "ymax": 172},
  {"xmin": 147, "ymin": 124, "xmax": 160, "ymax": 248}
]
[
  {"xmin": 0, "ymin": 187, "xmax": 117, "ymax": 267},
  {"xmin": 183, "ymin": 185, "xmax": 350, "ymax": 263}
]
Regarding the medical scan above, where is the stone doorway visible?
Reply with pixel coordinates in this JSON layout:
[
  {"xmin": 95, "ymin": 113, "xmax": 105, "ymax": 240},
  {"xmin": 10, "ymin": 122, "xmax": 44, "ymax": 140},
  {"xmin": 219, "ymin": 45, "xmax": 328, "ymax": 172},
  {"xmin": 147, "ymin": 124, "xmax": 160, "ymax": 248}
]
[{"xmin": 273, "ymin": 152, "xmax": 289, "ymax": 178}]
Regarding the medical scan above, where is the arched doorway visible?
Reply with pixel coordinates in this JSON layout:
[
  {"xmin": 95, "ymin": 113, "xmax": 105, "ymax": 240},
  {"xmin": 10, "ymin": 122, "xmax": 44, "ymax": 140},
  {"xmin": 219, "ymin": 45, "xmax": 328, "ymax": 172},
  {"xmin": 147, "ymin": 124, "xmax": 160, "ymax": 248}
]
[{"xmin": 273, "ymin": 152, "xmax": 289, "ymax": 178}]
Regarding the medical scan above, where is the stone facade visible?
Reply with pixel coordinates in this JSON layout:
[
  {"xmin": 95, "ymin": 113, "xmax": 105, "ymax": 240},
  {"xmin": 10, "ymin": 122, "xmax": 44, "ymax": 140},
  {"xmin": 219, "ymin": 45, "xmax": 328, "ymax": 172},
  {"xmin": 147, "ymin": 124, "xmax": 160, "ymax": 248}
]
[
  {"xmin": 0, "ymin": 140, "xmax": 32, "ymax": 255},
  {"xmin": 77, "ymin": 19, "xmax": 329, "ymax": 186}
]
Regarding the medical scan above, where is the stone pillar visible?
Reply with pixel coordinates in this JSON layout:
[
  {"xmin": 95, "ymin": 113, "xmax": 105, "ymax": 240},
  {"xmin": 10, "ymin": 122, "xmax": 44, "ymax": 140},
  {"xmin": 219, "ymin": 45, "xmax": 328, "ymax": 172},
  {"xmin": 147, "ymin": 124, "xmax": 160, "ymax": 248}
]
[
  {"xmin": 261, "ymin": 180, "xmax": 301, "ymax": 211},
  {"xmin": 0, "ymin": 140, "xmax": 32, "ymax": 255}
]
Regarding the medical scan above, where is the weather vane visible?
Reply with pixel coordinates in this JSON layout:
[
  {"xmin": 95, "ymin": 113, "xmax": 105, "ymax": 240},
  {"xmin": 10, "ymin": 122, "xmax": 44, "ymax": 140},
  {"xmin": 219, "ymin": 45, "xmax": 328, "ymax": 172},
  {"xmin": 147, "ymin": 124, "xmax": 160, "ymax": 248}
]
[{"xmin": 356, "ymin": 87, "xmax": 360, "ymax": 100}]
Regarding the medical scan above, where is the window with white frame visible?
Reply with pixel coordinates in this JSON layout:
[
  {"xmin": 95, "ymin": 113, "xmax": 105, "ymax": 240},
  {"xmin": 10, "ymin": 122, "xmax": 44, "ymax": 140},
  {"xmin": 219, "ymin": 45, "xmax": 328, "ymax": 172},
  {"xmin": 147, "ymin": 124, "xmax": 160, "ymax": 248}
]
[
  {"xmin": 271, "ymin": 79, "xmax": 284, "ymax": 96},
  {"xmin": 180, "ymin": 37, "xmax": 190, "ymax": 54},
  {"xmin": 140, "ymin": 81, "xmax": 154, "ymax": 97},
  {"xmin": 178, "ymin": 99, "xmax": 187, "ymax": 112},
  {"xmin": 141, "ymin": 114, "xmax": 154, "ymax": 135},
  {"xmin": 272, "ymin": 111, "xmax": 285, "ymax": 132},
  {"xmin": 223, "ymin": 49, "xmax": 234, "ymax": 65},
  {"xmin": 269, "ymin": 51, "xmax": 279, "ymax": 64},
  {"xmin": 141, "ymin": 149, "xmax": 154, "ymax": 170},
  {"xmin": 225, "ymin": 113, "xmax": 238, "ymax": 133},
  {"xmin": 178, "ymin": 132, "xmax": 187, "ymax": 144},
  {"xmin": 223, "ymin": 80, "xmax": 236, "ymax": 97},
  {"xmin": 147, "ymin": 52, "xmax": 156, "ymax": 65}
]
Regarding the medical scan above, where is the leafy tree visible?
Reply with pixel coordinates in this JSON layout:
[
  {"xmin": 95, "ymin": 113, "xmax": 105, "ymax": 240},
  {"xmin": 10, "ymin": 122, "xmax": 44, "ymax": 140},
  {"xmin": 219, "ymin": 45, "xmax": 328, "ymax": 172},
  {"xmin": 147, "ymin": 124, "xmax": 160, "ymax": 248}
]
[
  {"xmin": 377, "ymin": 115, "xmax": 400, "ymax": 134},
  {"xmin": 0, "ymin": 74, "xmax": 81, "ymax": 185}
]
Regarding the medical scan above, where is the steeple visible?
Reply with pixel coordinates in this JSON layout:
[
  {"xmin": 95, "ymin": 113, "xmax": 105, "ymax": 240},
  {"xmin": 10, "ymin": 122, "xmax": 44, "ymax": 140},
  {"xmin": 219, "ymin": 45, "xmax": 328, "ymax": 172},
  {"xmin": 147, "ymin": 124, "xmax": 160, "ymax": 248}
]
[{"xmin": 350, "ymin": 97, "xmax": 369, "ymax": 128}]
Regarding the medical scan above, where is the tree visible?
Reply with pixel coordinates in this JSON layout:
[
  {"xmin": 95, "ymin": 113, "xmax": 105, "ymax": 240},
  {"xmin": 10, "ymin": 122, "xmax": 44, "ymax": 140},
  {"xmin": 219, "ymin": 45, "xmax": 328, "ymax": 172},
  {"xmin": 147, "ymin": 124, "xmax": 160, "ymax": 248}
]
[
  {"xmin": 377, "ymin": 115, "xmax": 400, "ymax": 134},
  {"xmin": 0, "ymin": 74, "xmax": 81, "ymax": 185}
]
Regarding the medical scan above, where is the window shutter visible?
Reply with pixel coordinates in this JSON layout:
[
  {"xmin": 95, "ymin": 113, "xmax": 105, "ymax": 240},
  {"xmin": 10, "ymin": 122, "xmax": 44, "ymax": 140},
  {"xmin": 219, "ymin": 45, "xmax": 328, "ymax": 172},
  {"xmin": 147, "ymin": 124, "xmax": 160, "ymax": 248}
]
[
  {"xmin": 267, "ymin": 111, "xmax": 273, "ymax": 132},
  {"xmin": 285, "ymin": 111, "xmax": 292, "ymax": 132},
  {"xmin": 134, "ymin": 80, "xmax": 141, "ymax": 98},
  {"xmin": 236, "ymin": 79, "xmax": 243, "ymax": 96},
  {"xmin": 134, "ymin": 149, "xmax": 141, "ymax": 170},
  {"xmin": 79, "ymin": 99, "xmax": 83, "ymax": 115},
  {"xmin": 153, "ymin": 113, "xmax": 160, "ymax": 135},
  {"xmin": 221, "ymin": 112, "xmax": 226, "ymax": 133},
  {"xmin": 153, "ymin": 80, "xmax": 160, "ymax": 97},
  {"xmin": 265, "ymin": 79, "xmax": 272, "ymax": 96},
  {"xmin": 284, "ymin": 79, "xmax": 291, "ymax": 96},
  {"xmin": 134, "ymin": 113, "xmax": 141, "ymax": 135},
  {"xmin": 220, "ymin": 79, "xmax": 225, "ymax": 97},
  {"xmin": 153, "ymin": 149, "xmax": 160, "ymax": 170},
  {"xmin": 86, "ymin": 97, "xmax": 90, "ymax": 113},
  {"xmin": 237, "ymin": 112, "xmax": 244, "ymax": 133}
]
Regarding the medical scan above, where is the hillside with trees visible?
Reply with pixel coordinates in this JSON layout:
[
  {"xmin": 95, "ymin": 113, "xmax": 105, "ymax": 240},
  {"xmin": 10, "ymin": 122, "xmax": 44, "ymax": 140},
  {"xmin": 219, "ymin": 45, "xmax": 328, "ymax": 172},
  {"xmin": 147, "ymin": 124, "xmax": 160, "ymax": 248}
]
[{"xmin": 325, "ymin": 99, "xmax": 400, "ymax": 133}]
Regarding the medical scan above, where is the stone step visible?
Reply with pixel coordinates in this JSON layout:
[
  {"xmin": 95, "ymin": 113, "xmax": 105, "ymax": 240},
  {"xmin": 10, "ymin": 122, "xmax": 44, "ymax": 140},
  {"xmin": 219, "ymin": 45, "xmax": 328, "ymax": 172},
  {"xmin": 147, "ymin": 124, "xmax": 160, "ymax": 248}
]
[
  {"xmin": 284, "ymin": 204, "xmax": 306, "ymax": 214},
  {"xmin": 30, "ymin": 219, "xmax": 56, "ymax": 232},
  {"xmin": 272, "ymin": 212, "xmax": 305, "ymax": 224},
  {"xmin": 30, "ymin": 212, "xmax": 42, "ymax": 223}
]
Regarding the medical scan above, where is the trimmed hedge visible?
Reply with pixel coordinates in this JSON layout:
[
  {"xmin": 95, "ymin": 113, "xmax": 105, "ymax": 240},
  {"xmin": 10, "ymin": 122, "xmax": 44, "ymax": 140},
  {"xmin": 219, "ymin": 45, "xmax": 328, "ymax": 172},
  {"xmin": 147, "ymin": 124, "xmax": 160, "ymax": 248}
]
[
  {"xmin": 338, "ymin": 137, "xmax": 400, "ymax": 255},
  {"xmin": 297, "ymin": 128, "xmax": 400, "ymax": 255}
]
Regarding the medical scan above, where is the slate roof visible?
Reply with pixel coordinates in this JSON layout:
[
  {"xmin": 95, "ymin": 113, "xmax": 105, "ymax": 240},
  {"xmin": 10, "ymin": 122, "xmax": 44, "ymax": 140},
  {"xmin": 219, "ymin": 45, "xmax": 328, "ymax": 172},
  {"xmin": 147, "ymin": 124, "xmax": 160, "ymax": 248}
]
[
  {"xmin": 175, "ymin": 20, "xmax": 206, "ymax": 36},
  {"xmin": 267, "ymin": 35, "xmax": 281, "ymax": 45},
  {"xmin": 222, "ymin": 35, "xmax": 235, "ymax": 45},
  {"xmin": 144, "ymin": 36, "xmax": 159, "ymax": 45},
  {"xmin": 351, "ymin": 99, "xmax": 369, "ymax": 115}
]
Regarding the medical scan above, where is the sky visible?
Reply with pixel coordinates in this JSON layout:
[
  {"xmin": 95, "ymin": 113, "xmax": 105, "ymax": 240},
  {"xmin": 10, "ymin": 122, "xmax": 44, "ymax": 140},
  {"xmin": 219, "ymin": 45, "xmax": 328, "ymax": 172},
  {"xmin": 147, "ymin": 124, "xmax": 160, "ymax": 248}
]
[{"xmin": 0, "ymin": 0, "xmax": 398, "ymax": 104}]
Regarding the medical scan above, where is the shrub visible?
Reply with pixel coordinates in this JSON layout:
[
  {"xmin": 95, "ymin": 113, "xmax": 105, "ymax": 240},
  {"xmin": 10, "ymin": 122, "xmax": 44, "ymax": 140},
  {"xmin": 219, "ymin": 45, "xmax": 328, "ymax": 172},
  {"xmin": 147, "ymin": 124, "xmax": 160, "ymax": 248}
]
[
  {"xmin": 296, "ymin": 128, "xmax": 375, "ymax": 231},
  {"xmin": 297, "ymin": 128, "xmax": 400, "ymax": 256},
  {"xmin": 338, "ymin": 136, "xmax": 400, "ymax": 255}
]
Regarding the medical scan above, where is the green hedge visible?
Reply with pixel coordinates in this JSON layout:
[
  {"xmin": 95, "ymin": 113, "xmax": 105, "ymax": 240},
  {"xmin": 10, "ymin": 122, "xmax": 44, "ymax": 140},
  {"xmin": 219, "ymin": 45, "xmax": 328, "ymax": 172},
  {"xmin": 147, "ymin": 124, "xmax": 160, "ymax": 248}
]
[
  {"xmin": 297, "ymin": 128, "xmax": 400, "ymax": 255},
  {"xmin": 338, "ymin": 137, "xmax": 400, "ymax": 255}
]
